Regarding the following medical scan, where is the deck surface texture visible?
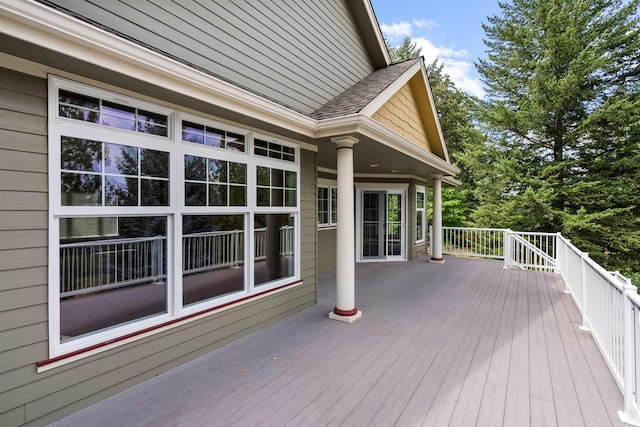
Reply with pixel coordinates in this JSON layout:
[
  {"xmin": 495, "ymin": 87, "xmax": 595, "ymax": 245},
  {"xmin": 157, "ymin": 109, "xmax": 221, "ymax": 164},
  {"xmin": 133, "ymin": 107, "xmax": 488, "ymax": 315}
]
[{"xmin": 51, "ymin": 257, "xmax": 624, "ymax": 427}]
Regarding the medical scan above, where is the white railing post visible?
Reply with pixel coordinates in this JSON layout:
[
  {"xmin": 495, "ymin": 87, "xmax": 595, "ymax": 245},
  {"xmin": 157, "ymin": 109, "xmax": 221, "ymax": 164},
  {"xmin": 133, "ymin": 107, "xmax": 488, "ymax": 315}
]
[
  {"xmin": 579, "ymin": 252, "xmax": 590, "ymax": 332},
  {"xmin": 619, "ymin": 279, "xmax": 640, "ymax": 426},
  {"xmin": 503, "ymin": 229, "xmax": 512, "ymax": 269}
]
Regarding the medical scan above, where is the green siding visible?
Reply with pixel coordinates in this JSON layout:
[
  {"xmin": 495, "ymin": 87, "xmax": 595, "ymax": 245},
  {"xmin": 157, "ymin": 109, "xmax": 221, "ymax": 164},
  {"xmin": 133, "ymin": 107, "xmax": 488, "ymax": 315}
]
[{"xmin": 39, "ymin": 0, "xmax": 374, "ymax": 115}]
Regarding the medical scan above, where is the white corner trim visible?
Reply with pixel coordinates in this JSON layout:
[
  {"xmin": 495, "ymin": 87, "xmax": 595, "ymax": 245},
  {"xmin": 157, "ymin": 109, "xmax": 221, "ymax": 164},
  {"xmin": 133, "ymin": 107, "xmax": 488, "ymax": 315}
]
[{"xmin": 0, "ymin": 0, "xmax": 316, "ymax": 137}]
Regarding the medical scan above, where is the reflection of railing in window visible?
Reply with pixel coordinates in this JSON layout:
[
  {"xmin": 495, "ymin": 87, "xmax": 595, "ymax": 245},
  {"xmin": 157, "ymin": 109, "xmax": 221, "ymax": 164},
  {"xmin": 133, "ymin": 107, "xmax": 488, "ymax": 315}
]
[
  {"xmin": 60, "ymin": 226, "xmax": 295, "ymax": 297},
  {"xmin": 60, "ymin": 236, "xmax": 166, "ymax": 297}
]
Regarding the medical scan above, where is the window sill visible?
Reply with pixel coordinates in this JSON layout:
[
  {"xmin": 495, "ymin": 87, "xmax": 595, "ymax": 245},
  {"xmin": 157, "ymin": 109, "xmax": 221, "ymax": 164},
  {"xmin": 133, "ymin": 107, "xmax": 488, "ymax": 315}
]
[
  {"xmin": 317, "ymin": 225, "xmax": 337, "ymax": 230},
  {"xmin": 37, "ymin": 279, "xmax": 303, "ymax": 373}
]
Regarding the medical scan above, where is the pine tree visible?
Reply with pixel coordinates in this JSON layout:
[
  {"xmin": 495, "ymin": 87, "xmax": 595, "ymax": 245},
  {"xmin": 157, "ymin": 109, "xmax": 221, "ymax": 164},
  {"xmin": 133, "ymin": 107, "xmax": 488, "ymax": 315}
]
[
  {"xmin": 387, "ymin": 36, "xmax": 422, "ymax": 63},
  {"xmin": 477, "ymin": 0, "xmax": 640, "ymax": 273}
]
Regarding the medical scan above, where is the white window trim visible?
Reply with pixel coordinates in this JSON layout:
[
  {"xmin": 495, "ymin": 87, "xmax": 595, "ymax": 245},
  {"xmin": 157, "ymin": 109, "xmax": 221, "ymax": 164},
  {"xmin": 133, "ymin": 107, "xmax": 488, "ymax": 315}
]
[
  {"xmin": 48, "ymin": 76, "xmax": 301, "ymax": 358},
  {"xmin": 317, "ymin": 178, "xmax": 337, "ymax": 228},
  {"xmin": 416, "ymin": 184, "xmax": 426, "ymax": 244}
]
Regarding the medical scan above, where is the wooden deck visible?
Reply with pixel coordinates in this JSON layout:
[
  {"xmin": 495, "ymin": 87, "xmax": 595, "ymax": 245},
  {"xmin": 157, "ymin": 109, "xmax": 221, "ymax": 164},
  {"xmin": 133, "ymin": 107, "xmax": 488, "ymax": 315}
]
[{"xmin": 51, "ymin": 257, "xmax": 625, "ymax": 427}]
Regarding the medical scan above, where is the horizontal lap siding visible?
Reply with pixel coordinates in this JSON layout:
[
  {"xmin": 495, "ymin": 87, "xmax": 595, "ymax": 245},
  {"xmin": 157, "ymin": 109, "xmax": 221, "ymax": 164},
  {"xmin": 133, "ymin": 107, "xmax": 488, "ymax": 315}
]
[
  {"xmin": 0, "ymin": 67, "xmax": 49, "ymax": 427},
  {"xmin": 40, "ymin": 0, "xmax": 374, "ymax": 114},
  {"xmin": 318, "ymin": 229, "xmax": 337, "ymax": 274},
  {"xmin": 0, "ymin": 68, "xmax": 317, "ymax": 426}
]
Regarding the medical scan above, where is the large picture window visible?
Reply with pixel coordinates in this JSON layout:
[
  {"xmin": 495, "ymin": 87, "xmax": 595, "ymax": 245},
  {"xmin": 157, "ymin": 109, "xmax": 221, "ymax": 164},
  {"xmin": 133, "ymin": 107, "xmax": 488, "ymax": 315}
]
[{"xmin": 49, "ymin": 77, "xmax": 300, "ymax": 357}]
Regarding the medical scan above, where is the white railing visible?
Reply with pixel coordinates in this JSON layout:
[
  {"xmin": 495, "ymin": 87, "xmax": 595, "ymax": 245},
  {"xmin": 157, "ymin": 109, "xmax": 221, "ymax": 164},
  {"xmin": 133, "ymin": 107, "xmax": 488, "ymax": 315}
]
[
  {"xmin": 556, "ymin": 235, "xmax": 640, "ymax": 425},
  {"xmin": 505, "ymin": 231, "xmax": 556, "ymax": 272},
  {"xmin": 439, "ymin": 226, "xmax": 506, "ymax": 259},
  {"xmin": 437, "ymin": 226, "xmax": 639, "ymax": 424},
  {"xmin": 60, "ymin": 236, "xmax": 166, "ymax": 297},
  {"xmin": 61, "ymin": 226, "xmax": 295, "ymax": 298}
]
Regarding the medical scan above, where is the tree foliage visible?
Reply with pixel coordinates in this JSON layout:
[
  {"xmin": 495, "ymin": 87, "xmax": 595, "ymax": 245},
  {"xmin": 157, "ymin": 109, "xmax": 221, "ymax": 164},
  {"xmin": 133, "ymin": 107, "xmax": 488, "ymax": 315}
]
[
  {"xmin": 387, "ymin": 36, "xmax": 422, "ymax": 63},
  {"xmin": 476, "ymin": 0, "xmax": 640, "ymax": 273}
]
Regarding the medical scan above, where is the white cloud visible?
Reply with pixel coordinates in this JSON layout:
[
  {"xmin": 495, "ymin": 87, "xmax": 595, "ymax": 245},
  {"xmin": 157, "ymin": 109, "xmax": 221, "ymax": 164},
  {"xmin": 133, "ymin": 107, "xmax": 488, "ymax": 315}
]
[
  {"xmin": 412, "ymin": 38, "xmax": 485, "ymax": 98},
  {"xmin": 379, "ymin": 21, "xmax": 413, "ymax": 42},
  {"xmin": 380, "ymin": 20, "xmax": 485, "ymax": 98}
]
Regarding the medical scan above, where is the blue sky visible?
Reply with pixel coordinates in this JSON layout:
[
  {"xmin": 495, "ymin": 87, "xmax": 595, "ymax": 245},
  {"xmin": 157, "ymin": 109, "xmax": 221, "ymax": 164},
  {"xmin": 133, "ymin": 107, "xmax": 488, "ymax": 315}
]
[{"xmin": 371, "ymin": 0, "xmax": 503, "ymax": 98}]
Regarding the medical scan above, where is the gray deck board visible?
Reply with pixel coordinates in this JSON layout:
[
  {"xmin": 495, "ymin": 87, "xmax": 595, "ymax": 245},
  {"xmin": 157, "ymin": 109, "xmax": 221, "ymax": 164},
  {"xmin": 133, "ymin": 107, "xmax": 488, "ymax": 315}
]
[{"xmin": 50, "ymin": 257, "xmax": 625, "ymax": 427}]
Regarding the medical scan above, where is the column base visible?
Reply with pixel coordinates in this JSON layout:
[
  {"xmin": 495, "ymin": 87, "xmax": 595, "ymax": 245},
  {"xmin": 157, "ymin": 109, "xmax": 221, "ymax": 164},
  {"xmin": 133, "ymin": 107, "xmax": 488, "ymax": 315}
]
[
  {"xmin": 329, "ymin": 309, "xmax": 362, "ymax": 323},
  {"xmin": 430, "ymin": 257, "xmax": 445, "ymax": 264}
]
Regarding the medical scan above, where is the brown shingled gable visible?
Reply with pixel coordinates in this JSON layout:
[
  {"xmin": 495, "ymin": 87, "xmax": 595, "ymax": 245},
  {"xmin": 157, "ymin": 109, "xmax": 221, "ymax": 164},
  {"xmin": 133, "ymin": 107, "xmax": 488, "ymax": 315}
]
[{"xmin": 310, "ymin": 58, "xmax": 421, "ymax": 120}]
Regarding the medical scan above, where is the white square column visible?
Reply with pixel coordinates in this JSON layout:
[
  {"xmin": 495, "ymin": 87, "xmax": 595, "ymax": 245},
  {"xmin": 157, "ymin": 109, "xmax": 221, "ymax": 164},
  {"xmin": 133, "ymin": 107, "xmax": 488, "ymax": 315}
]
[{"xmin": 329, "ymin": 136, "xmax": 362, "ymax": 323}]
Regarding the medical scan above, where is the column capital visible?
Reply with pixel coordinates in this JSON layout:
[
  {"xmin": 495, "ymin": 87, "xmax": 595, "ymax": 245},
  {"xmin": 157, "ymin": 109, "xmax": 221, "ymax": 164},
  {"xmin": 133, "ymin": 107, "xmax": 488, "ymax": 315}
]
[
  {"xmin": 432, "ymin": 174, "xmax": 443, "ymax": 180},
  {"xmin": 331, "ymin": 135, "xmax": 359, "ymax": 149}
]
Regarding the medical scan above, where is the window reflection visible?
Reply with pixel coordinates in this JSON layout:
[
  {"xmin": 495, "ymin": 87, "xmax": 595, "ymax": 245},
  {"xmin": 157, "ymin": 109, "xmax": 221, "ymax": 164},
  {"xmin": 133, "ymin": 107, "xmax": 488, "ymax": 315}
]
[
  {"xmin": 182, "ymin": 215, "xmax": 245, "ymax": 305},
  {"xmin": 254, "ymin": 214, "xmax": 295, "ymax": 286},
  {"xmin": 59, "ymin": 216, "xmax": 167, "ymax": 341},
  {"xmin": 61, "ymin": 136, "xmax": 169, "ymax": 206}
]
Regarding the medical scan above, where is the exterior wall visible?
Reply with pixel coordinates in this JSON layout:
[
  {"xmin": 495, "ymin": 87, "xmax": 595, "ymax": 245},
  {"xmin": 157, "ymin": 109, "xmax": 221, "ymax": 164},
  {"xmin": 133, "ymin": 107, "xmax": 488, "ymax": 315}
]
[
  {"xmin": 318, "ymin": 228, "xmax": 337, "ymax": 275},
  {"xmin": 371, "ymin": 83, "xmax": 431, "ymax": 152},
  {"xmin": 0, "ymin": 67, "xmax": 49, "ymax": 427},
  {"xmin": 38, "ymin": 0, "xmax": 374, "ymax": 115},
  {"xmin": 0, "ymin": 67, "xmax": 317, "ymax": 427}
]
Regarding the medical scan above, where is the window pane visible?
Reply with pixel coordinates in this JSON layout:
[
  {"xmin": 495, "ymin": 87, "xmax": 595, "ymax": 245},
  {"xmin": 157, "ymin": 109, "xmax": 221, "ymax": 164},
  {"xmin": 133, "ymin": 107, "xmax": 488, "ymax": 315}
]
[
  {"xmin": 331, "ymin": 188, "xmax": 338, "ymax": 224},
  {"xmin": 140, "ymin": 149, "xmax": 169, "ymax": 178},
  {"xmin": 285, "ymin": 190, "xmax": 296, "ymax": 207},
  {"xmin": 226, "ymin": 132, "xmax": 245, "ymax": 152},
  {"xmin": 209, "ymin": 183, "xmax": 227, "ymax": 206},
  {"xmin": 184, "ymin": 155, "xmax": 206, "ymax": 181},
  {"xmin": 228, "ymin": 162, "xmax": 246, "ymax": 184},
  {"xmin": 271, "ymin": 188, "xmax": 284, "ymax": 206},
  {"xmin": 61, "ymin": 137, "xmax": 102, "ymax": 172},
  {"xmin": 271, "ymin": 169, "xmax": 283, "ymax": 187},
  {"xmin": 101, "ymin": 101, "xmax": 136, "ymax": 131},
  {"xmin": 417, "ymin": 212, "xmax": 424, "ymax": 241},
  {"xmin": 182, "ymin": 215, "xmax": 245, "ymax": 305},
  {"xmin": 137, "ymin": 109, "xmax": 168, "ymax": 136},
  {"xmin": 257, "ymin": 166, "xmax": 270, "ymax": 186},
  {"xmin": 141, "ymin": 179, "xmax": 169, "ymax": 206},
  {"xmin": 59, "ymin": 216, "xmax": 167, "ymax": 341},
  {"xmin": 417, "ymin": 192, "xmax": 425, "ymax": 209},
  {"xmin": 204, "ymin": 128, "xmax": 224, "ymax": 148},
  {"xmin": 254, "ymin": 214, "xmax": 295, "ymax": 286},
  {"xmin": 257, "ymin": 187, "xmax": 270, "ymax": 206},
  {"xmin": 285, "ymin": 171, "xmax": 297, "ymax": 189},
  {"xmin": 104, "ymin": 143, "xmax": 138, "ymax": 175},
  {"xmin": 208, "ymin": 159, "xmax": 227, "ymax": 183},
  {"xmin": 105, "ymin": 176, "xmax": 138, "ymax": 206},
  {"xmin": 182, "ymin": 121, "xmax": 205, "ymax": 144},
  {"xmin": 229, "ymin": 185, "xmax": 246, "ymax": 206},
  {"xmin": 61, "ymin": 173, "xmax": 102, "ymax": 206},
  {"xmin": 185, "ymin": 182, "xmax": 207, "ymax": 206},
  {"xmin": 58, "ymin": 90, "xmax": 99, "ymax": 122}
]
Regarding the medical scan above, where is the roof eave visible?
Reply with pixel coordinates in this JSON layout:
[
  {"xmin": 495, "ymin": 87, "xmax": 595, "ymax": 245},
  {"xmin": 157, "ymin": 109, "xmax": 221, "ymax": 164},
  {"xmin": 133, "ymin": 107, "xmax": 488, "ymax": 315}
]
[{"xmin": 346, "ymin": 0, "xmax": 391, "ymax": 68}]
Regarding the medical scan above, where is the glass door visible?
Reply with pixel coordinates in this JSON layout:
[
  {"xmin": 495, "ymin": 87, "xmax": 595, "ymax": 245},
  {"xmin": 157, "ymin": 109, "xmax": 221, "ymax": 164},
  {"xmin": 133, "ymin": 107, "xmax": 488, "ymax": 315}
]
[{"xmin": 361, "ymin": 190, "xmax": 405, "ymax": 261}]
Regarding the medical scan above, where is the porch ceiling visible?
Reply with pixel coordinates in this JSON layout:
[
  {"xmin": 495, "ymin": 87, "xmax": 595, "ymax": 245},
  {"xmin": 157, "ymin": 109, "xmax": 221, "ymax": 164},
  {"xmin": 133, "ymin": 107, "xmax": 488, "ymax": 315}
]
[
  {"xmin": 316, "ymin": 133, "xmax": 449, "ymax": 181},
  {"xmin": 54, "ymin": 257, "xmax": 625, "ymax": 427}
]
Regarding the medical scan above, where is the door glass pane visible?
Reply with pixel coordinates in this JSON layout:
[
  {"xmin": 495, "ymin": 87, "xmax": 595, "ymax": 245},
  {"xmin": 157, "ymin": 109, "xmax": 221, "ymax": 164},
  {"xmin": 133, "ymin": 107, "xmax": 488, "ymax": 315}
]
[
  {"xmin": 362, "ymin": 192, "xmax": 380, "ymax": 257},
  {"xmin": 387, "ymin": 193, "xmax": 402, "ymax": 256}
]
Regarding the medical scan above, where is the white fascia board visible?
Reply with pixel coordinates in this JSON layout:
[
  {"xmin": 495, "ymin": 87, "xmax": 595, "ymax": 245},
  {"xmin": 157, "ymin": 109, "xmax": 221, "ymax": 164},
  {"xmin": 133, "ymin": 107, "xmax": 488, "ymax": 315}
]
[
  {"xmin": 0, "ymin": 0, "xmax": 316, "ymax": 138},
  {"xmin": 316, "ymin": 114, "xmax": 460, "ymax": 177},
  {"xmin": 359, "ymin": 60, "xmax": 422, "ymax": 117},
  {"xmin": 361, "ymin": 0, "xmax": 391, "ymax": 66}
]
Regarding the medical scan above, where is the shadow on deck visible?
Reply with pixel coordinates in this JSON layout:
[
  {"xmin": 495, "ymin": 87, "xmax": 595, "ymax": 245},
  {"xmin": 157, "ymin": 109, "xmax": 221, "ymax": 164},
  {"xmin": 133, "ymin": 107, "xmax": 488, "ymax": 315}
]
[{"xmin": 51, "ymin": 257, "xmax": 625, "ymax": 426}]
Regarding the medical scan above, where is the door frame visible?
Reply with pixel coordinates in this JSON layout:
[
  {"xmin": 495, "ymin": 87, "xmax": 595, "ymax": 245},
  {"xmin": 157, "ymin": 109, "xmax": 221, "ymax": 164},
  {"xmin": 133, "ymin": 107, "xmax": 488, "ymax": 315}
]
[{"xmin": 355, "ymin": 183, "xmax": 408, "ymax": 262}]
